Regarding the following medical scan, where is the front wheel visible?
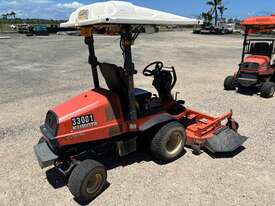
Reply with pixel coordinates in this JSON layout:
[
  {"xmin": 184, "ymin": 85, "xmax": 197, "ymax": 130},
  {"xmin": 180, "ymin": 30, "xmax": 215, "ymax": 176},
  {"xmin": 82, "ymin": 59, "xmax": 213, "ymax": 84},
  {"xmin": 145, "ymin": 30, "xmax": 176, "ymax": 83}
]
[
  {"xmin": 150, "ymin": 121, "xmax": 186, "ymax": 162},
  {"xmin": 38, "ymin": 137, "xmax": 46, "ymax": 144},
  {"xmin": 68, "ymin": 160, "xmax": 107, "ymax": 201},
  {"xmin": 224, "ymin": 75, "xmax": 236, "ymax": 90},
  {"xmin": 260, "ymin": 82, "xmax": 275, "ymax": 98}
]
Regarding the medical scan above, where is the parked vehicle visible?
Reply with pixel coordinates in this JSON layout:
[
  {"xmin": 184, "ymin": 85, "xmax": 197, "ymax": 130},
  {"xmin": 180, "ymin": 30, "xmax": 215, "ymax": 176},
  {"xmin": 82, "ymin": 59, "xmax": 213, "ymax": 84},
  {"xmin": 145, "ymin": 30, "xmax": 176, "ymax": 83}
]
[
  {"xmin": 34, "ymin": 1, "xmax": 247, "ymax": 201},
  {"xmin": 27, "ymin": 25, "xmax": 49, "ymax": 36},
  {"xmin": 17, "ymin": 23, "xmax": 30, "ymax": 34},
  {"xmin": 224, "ymin": 14, "xmax": 275, "ymax": 98},
  {"xmin": 193, "ymin": 21, "xmax": 233, "ymax": 34}
]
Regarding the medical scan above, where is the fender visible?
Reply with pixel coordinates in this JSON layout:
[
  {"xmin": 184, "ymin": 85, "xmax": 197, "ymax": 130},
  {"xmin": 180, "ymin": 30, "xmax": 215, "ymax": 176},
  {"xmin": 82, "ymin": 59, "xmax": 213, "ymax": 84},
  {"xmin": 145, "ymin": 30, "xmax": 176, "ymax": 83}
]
[{"xmin": 139, "ymin": 113, "xmax": 177, "ymax": 132}]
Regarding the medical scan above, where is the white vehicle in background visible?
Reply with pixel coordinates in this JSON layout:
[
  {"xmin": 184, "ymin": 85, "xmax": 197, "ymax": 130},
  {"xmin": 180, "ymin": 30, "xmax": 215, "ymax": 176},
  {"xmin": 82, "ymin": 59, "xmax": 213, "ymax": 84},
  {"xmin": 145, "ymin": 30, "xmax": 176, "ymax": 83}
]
[
  {"xmin": 9, "ymin": 24, "xmax": 17, "ymax": 30},
  {"xmin": 193, "ymin": 21, "xmax": 234, "ymax": 34}
]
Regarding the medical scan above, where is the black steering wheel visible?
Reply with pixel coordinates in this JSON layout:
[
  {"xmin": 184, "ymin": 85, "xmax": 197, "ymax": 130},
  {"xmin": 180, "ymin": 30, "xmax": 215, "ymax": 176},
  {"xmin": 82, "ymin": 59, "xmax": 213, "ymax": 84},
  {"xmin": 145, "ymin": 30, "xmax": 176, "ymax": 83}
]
[{"xmin": 143, "ymin": 61, "xmax": 164, "ymax": 76}]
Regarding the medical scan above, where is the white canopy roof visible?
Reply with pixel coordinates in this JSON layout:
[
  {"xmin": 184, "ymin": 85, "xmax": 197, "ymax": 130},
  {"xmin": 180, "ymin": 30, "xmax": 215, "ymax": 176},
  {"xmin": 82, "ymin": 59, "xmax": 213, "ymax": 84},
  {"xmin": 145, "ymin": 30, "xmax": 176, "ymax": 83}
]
[{"xmin": 61, "ymin": 1, "xmax": 198, "ymax": 28}]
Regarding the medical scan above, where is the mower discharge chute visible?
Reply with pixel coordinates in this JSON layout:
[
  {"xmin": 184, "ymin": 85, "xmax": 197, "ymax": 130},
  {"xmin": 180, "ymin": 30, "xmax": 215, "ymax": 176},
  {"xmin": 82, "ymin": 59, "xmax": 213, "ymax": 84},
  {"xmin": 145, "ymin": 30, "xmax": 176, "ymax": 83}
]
[
  {"xmin": 224, "ymin": 14, "xmax": 275, "ymax": 98},
  {"xmin": 33, "ymin": 1, "xmax": 248, "ymax": 201}
]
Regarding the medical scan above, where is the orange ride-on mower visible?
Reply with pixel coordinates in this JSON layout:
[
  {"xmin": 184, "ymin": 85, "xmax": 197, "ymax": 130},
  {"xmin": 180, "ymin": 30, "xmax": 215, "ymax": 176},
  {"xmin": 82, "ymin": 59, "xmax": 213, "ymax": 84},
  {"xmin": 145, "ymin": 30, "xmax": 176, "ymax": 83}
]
[
  {"xmin": 224, "ymin": 14, "xmax": 275, "ymax": 98},
  {"xmin": 34, "ymin": 1, "xmax": 248, "ymax": 201}
]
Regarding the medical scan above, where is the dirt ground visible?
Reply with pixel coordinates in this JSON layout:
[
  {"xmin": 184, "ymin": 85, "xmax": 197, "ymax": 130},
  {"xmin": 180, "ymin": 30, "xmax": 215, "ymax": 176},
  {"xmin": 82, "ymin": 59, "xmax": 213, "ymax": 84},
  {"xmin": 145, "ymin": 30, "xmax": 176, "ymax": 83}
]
[{"xmin": 0, "ymin": 31, "xmax": 274, "ymax": 206}]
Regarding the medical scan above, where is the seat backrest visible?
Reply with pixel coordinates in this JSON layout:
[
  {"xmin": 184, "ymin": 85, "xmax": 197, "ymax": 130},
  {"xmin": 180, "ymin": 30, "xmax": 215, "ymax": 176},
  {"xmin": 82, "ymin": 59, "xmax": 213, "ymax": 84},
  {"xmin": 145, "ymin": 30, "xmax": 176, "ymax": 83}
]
[
  {"xmin": 152, "ymin": 70, "xmax": 173, "ymax": 102},
  {"xmin": 99, "ymin": 63, "xmax": 128, "ymax": 101},
  {"xmin": 250, "ymin": 42, "xmax": 272, "ymax": 57}
]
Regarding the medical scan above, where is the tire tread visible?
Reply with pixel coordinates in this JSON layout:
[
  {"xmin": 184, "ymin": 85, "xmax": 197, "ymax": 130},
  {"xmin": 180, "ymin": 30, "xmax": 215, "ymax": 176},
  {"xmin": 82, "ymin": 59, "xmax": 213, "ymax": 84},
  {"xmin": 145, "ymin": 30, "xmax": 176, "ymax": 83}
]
[
  {"xmin": 224, "ymin": 75, "xmax": 235, "ymax": 90},
  {"xmin": 150, "ymin": 121, "xmax": 186, "ymax": 162},
  {"xmin": 260, "ymin": 82, "xmax": 275, "ymax": 98},
  {"xmin": 68, "ymin": 159, "xmax": 106, "ymax": 201}
]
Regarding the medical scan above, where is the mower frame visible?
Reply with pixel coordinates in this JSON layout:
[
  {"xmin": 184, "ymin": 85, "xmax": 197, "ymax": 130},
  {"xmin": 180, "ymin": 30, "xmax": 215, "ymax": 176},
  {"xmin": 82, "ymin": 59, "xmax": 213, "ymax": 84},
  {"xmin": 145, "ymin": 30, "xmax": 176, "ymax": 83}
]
[
  {"xmin": 241, "ymin": 37, "xmax": 275, "ymax": 63},
  {"xmin": 34, "ymin": 24, "xmax": 247, "ymax": 170},
  {"xmin": 86, "ymin": 25, "xmax": 138, "ymax": 126},
  {"xmin": 34, "ymin": 24, "xmax": 248, "ymax": 201},
  {"xmin": 33, "ymin": 1, "xmax": 248, "ymax": 201}
]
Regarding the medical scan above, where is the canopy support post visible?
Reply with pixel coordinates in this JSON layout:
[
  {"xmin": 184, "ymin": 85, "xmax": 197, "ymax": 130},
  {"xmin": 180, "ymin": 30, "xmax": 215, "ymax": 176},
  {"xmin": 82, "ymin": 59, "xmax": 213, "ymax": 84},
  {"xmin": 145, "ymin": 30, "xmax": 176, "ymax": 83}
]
[
  {"xmin": 241, "ymin": 28, "xmax": 249, "ymax": 63},
  {"xmin": 121, "ymin": 25, "xmax": 137, "ymax": 129},
  {"xmin": 84, "ymin": 28, "xmax": 99, "ymax": 89}
]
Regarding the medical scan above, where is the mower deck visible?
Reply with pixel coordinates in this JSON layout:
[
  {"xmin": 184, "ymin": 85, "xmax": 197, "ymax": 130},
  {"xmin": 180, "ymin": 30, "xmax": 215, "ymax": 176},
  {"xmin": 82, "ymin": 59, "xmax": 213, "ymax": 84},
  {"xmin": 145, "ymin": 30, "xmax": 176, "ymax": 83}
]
[
  {"xmin": 204, "ymin": 127, "xmax": 247, "ymax": 153},
  {"xmin": 179, "ymin": 109, "xmax": 246, "ymax": 153}
]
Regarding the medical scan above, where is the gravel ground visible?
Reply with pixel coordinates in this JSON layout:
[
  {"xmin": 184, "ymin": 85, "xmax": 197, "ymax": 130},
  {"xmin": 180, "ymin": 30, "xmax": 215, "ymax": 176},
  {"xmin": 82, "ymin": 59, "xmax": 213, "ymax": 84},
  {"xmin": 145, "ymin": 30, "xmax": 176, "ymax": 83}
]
[{"xmin": 0, "ymin": 31, "xmax": 274, "ymax": 206}]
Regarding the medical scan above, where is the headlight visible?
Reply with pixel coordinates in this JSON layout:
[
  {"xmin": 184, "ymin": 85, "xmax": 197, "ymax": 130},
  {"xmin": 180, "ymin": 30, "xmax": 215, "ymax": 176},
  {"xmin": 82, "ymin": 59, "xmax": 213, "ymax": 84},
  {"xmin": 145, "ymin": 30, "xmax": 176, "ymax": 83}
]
[{"xmin": 45, "ymin": 110, "xmax": 58, "ymax": 136}]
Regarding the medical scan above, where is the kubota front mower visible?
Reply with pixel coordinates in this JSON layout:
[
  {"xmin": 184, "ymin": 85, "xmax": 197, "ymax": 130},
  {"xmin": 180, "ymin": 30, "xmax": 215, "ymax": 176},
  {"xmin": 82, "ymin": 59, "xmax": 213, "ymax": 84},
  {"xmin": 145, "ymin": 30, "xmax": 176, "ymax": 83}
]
[
  {"xmin": 34, "ymin": 1, "xmax": 247, "ymax": 201},
  {"xmin": 224, "ymin": 14, "xmax": 275, "ymax": 98}
]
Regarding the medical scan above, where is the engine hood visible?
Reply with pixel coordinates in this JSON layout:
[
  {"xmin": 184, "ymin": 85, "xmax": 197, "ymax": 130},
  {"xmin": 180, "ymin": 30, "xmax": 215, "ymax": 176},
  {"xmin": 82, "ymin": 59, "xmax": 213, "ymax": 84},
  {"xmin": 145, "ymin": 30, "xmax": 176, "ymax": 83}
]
[
  {"xmin": 244, "ymin": 55, "xmax": 270, "ymax": 66},
  {"xmin": 52, "ymin": 89, "xmax": 113, "ymax": 122},
  {"xmin": 43, "ymin": 88, "xmax": 124, "ymax": 147}
]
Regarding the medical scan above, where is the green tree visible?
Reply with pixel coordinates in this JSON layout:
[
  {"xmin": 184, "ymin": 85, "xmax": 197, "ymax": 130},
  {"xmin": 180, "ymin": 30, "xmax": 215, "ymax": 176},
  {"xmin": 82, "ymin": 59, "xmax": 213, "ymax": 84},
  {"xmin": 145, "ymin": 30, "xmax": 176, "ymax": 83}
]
[
  {"xmin": 10, "ymin": 11, "xmax": 16, "ymax": 19},
  {"xmin": 218, "ymin": 5, "xmax": 227, "ymax": 20},
  {"xmin": 207, "ymin": 0, "xmax": 223, "ymax": 26},
  {"xmin": 201, "ymin": 12, "xmax": 213, "ymax": 23},
  {"xmin": 6, "ymin": 13, "xmax": 11, "ymax": 19},
  {"xmin": 1, "ymin": 13, "xmax": 8, "ymax": 19}
]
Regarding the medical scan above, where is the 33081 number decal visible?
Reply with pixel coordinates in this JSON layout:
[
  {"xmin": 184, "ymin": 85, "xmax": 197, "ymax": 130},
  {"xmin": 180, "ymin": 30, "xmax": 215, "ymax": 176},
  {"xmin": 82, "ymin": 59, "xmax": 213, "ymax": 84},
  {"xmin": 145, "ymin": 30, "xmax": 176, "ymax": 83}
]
[{"xmin": 71, "ymin": 114, "xmax": 97, "ymax": 130}]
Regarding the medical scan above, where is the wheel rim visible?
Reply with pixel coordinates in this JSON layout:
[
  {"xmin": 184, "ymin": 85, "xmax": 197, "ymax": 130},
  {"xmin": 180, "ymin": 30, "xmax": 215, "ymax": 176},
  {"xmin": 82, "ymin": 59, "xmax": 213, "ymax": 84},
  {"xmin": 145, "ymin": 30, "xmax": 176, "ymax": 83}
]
[
  {"xmin": 86, "ymin": 173, "xmax": 103, "ymax": 194},
  {"xmin": 166, "ymin": 131, "xmax": 182, "ymax": 155}
]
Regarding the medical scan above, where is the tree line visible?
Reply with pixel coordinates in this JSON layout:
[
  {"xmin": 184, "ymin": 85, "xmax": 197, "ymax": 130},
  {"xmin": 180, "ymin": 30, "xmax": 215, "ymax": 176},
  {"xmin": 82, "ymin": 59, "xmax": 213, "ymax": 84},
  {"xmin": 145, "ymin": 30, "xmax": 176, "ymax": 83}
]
[
  {"xmin": 1, "ymin": 11, "xmax": 16, "ymax": 19},
  {"xmin": 200, "ymin": 0, "xmax": 228, "ymax": 26}
]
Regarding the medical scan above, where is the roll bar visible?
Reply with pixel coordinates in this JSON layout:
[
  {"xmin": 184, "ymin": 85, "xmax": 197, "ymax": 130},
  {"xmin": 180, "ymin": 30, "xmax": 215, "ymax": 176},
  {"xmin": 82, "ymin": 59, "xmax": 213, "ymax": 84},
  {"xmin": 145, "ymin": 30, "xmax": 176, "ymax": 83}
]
[{"xmin": 82, "ymin": 25, "xmax": 139, "ymax": 129}]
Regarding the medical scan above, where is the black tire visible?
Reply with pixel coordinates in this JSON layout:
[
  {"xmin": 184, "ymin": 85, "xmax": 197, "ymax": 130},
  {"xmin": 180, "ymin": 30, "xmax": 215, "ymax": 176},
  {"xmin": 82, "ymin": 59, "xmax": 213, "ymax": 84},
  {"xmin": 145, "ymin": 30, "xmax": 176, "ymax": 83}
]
[
  {"xmin": 260, "ymin": 82, "xmax": 275, "ymax": 98},
  {"xmin": 210, "ymin": 27, "xmax": 215, "ymax": 34},
  {"xmin": 68, "ymin": 160, "xmax": 107, "ymax": 201},
  {"xmin": 224, "ymin": 75, "xmax": 236, "ymax": 90},
  {"xmin": 38, "ymin": 137, "xmax": 46, "ymax": 144},
  {"xmin": 150, "ymin": 121, "xmax": 186, "ymax": 162}
]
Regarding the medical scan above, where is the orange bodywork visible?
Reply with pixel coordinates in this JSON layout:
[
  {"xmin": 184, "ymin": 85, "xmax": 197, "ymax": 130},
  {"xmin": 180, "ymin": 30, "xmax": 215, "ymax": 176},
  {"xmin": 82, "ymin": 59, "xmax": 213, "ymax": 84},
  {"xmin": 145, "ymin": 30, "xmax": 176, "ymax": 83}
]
[
  {"xmin": 245, "ymin": 55, "xmax": 270, "ymax": 65},
  {"xmin": 241, "ymin": 14, "xmax": 275, "ymax": 33},
  {"xmin": 53, "ymin": 89, "xmax": 126, "ymax": 146},
  {"xmin": 50, "ymin": 88, "xmax": 232, "ymax": 148},
  {"xmin": 182, "ymin": 109, "xmax": 231, "ymax": 145},
  {"xmin": 240, "ymin": 55, "xmax": 274, "ymax": 75}
]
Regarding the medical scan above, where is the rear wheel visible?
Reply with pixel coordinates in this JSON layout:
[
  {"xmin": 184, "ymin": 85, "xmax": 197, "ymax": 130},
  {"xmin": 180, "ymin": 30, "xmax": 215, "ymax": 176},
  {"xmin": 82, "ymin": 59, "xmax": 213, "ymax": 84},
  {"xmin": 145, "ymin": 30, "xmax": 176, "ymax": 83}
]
[
  {"xmin": 220, "ymin": 29, "xmax": 225, "ymax": 35},
  {"xmin": 38, "ymin": 137, "xmax": 45, "ymax": 144},
  {"xmin": 224, "ymin": 75, "xmax": 236, "ymax": 90},
  {"xmin": 260, "ymin": 82, "xmax": 275, "ymax": 98},
  {"xmin": 68, "ymin": 160, "xmax": 107, "ymax": 201},
  {"xmin": 150, "ymin": 121, "xmax": 186, "ymax": 162},
  {"xmin": 210, "ymin": 27, "xmax": 215, "ymax": 34}
]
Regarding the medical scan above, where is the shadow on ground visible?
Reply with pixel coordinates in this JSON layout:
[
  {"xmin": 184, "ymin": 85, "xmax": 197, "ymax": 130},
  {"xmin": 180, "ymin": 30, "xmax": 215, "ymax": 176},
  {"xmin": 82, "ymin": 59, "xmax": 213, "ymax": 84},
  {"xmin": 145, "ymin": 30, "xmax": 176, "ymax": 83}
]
[
  {"xmin": 46, "ymin": 151, "xmax": 153, "ymax": 187},
  {"xmin": 45, "ymin": 144, "xmax": 244, "ymax": 205},
  {"xmin": 237, "ymin": 87, "xmax": 259, "ymax": 96},
  {"xmin": 204, "ymin": 146, "xmax": 246, "ymax": 158},
  {"xmin": 45, "ymin": 150, "xmax": 157, "ymax": 205}
]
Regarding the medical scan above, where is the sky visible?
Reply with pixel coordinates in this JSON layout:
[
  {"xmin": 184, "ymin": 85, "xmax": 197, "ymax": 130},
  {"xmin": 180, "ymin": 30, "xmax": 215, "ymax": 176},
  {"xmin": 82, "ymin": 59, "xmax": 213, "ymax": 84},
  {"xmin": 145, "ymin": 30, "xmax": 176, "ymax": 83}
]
[{"xmin": 0, "ymin": 0, "xmax": 274, "ymax": 20}]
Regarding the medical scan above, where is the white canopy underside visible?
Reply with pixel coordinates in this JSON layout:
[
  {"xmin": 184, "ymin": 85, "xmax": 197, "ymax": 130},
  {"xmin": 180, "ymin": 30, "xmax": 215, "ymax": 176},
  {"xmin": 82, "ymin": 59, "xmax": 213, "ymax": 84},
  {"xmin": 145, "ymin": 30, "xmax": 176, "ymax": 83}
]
[{"xmin": 61, "ymin": 1, "xmax": 198, "ymax": 28}]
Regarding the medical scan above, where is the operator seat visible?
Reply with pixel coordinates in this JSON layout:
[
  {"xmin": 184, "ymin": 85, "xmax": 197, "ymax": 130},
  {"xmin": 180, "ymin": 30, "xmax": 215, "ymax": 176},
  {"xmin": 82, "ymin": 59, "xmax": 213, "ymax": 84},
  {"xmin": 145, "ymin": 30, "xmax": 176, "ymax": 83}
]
[
  {"xmin": 250, "ymin": 42, "xmax": 272, "ymax": 57},
  {"xmin": 152, "ymin": 70, "xmax": 174, "ymax": 102},
  {"xmin": 99, "ymin": 63, "xmax": 128, "ymax": 101},
  {"xmin": 99, "ymin": 63, "xmax": 152, "ymax": 112}
]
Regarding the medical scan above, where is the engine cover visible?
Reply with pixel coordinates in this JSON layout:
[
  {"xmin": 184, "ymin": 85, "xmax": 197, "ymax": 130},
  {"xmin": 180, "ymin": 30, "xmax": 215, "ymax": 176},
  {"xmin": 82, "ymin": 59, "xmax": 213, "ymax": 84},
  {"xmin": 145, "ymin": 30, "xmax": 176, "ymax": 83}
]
[{"xmin": 47, "ymin": 88, "xmax": 125, "ymax": 147}]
